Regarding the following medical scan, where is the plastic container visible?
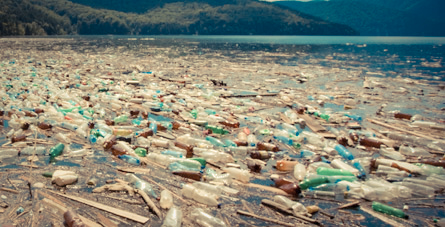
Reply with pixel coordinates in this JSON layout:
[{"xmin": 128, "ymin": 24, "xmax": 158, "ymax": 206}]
[
  {"xmin": 222, "ymin": 167, "xmax": 251, "ymax": 183},
  {"xmin": 316, "ymin": 167, "xmax": 355, "ymax": 176},
  {"xmin": 49, "ymin": 143, "xmax": 65, "ymax": 158},
  {"xmin": 161, "ymin": 206, "xmax": 182, "ymax": 227},
  {"xmin": 372, "ymin": 201, "xmax": 408, "ymax": 219},
  {"xmin": 293, "ymin": 163, "xmax": 306, "ymax": 181},
  {"xmin": 181, "ymin": 184, "xmax": 219, "ymax": 206},
  {"xmin": 118, "ymin": 155, "xmax": 140, "ymax": 165},
  {"xmin": 334, "ymin": 144, "xmax": 354, "ymax": 160},
  {"xmin": 190, "ymin": 208, "xmax": 227, "ymax": 227},
  {"xmin": 160, "ymin": 190, "xmax": 174, "ymax": 209}
]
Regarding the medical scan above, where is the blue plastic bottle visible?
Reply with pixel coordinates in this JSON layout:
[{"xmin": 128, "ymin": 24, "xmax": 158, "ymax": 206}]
[
  {"xmin": 334, "ymin": 144, "xmax": 354, "ymax": 160},
  {"xmin": 118, "ymin": 155, "xmax": 140, "ymax": 165}
]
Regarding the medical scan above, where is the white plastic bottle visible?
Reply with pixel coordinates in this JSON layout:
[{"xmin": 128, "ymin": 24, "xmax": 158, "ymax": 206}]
[
  {"xmin": 160, "ymin": 190, "xmax": 174, "ymax": 209},
  {"xmin": 221, "ymin": 167, "xmax": 251, "ymax": 183},
  {"xmin": 190, "ymin": 208, "xmax": 227, "ymax": 227},
  {"xmin": 161, "ymin": 206, "xmax": 182, "ymax": 227},
  {"xmin": 181, "ymin": 184, "xmax": 219, "ymax": 206},
  {"xmin": 293, "ymin": 163, "xmax": 306, "ymax": 181}
]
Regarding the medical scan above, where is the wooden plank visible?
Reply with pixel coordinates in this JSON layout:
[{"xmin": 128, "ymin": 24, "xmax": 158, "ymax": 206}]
[
  {"xmin": 298, "ymin": 114, "xmax": 326, "ymax": 133},
  {"xmin": 48, "ymin": 191, "xmax": 149, "ymax": 224}
]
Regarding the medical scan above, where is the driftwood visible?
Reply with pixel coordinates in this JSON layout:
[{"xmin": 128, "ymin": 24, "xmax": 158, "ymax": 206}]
[
  {"xmin": 237, "ymin": 210, "xmax": 296, "ymax": 227},
  {"xmin": 48, "ymin": 191, "xmax": 149, "ymax": 224},
  {"xmin": 92, "ymin": 183, "xmax": 135, "ymax": 196},
  {"xmin": 135, "ymin": 189, "xmax": 163, "ymax": 219},
  {"xmin": 0, "ymin": 187, "xmax": 19, "ymax": 194}
]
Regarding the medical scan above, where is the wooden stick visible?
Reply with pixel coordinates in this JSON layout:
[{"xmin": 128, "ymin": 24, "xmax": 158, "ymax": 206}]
[
  {"xmin": 135, "ymin": 189, "xmax": 163, "ymax": 219},
  {"xmin": 368, "ymin": 119, "xmax": 445, "ymax": 143},
  {"xmin": 241, "ymin": 199, "xmax": 254, "ymax": 214},
  {"xmin": 261, "ymin": 199, "xmax": 320, "ymax": 225},
  {"xmin": 335, "ymin": 200, "xmax": 360, "ymax": 210},
  {"xmin": 237, "ymin": 210, "xmax": 296, "ymax": 227},
  {"xmin": 0, "ymin": 187, "xmax": 19, "ymax": 194},
  {"xmin": 48, "ymin": 191, "xmax": 149, "ymax": 224},
  {"xmin": 96, "ymin": 211, "xmax": 119, "ymax": 227}
]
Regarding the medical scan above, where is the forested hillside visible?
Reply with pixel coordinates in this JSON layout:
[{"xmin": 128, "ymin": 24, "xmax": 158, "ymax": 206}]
[{"xmin": 0, "ymin": 0, "xmax": 358, "ymax": 36}]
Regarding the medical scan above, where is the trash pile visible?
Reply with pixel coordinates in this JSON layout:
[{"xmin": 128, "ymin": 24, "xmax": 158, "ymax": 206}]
[{"xmin": 0, "ymin": 37, "xmax": 444, "ymax": 226}]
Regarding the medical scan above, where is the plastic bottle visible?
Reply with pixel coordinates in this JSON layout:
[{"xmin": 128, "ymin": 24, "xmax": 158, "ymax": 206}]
[
  {"xmin": 134, "ymin": 147, "xmax": 147, "ymax": 157},
  {"xmin": 162, "ymin": 150, "xmax": 184, "ymax": 158},
  {"xmin": 330, "ymin": 159, "xmax": 359, "ymax": 175},
  {"xmin": 293, "ymin": 163, "xmax": 306, "ymax": 181},
  {"xmin": 52, "ymin": 170, "xmax": 78, "ymax": 186},
  {"xmin": 372, "ymin": 201, "xmax": 408, "ymax": 218},
  {"xmin": 20, "ymin": 146, "xmax": 46, "ymax": 155},
  {"xmin": 190, "ymin": 208, "xmax": 227, "ymax": 227},
  {"xmin": 222, "ymin": 167, "xmax": 251, "ymax": 183},
  {"xmin": 160, "ymin": 190, "xmax": 174, "ymax": 209},
  {"xmin": 205, "ymin": 136, "xmax": 226, "ymax": 147},
  {"xmin": 114, "ymin": 115, "xmax": 128, "ymax": 124},
  {"xmin": 299, "ymin": 176, "xmax": 329, "ymax": 190},
  {"xmin": 317, "ymin": 167, "xmax": 355, "ymax": 176},
  {"xmin": 273, "ymin": 195, "xmax": 308, "ymax": 215},
  {"xmin": 399, "ymin": 144, "xmax": 432, "ymax": 157},
  {"xmin": 118, "ymin": 155, "xmax": 140, "ymax": 165},
  {"xmin": 55, "ymin": 132, "xmax": 71, "ymax": 144},
  {"xmin": 49, "ymin": 143, "xmax": 65, "ymax": 158},
  {"xmin": 379, "ymin": 146, "xmax": 405, "ymax": 161},
  {"xmin": 276, "ymin": 160, "xmax": 299, "ymax": 171},
  {"xmin": 173, "ymin": 170, "xmax": 202, "ymax": 181},
  {"xmin": 181, "ymin": 184, "xmax": 219, "ymax": 206},
  {"xmin": 204, "ymin": 168, "xmax": 232, "ymax": 184},
  {"xmin": 334, "ymin": 144, "xmax": 354, "ymax": 160},
  {"xmin": 161, "ymin": 206, "xmax": 182, "ymax": 227},
  {"xmin": 126, "ymin": 174, "xmax": 157, "ymax": 198},
  {"xmin": 247, "ymin": 134, "xmax": 257, "ymax": 147},
  {"xmin": 352, "ymin": 162, "xmax": 367, "ymax": 178}
]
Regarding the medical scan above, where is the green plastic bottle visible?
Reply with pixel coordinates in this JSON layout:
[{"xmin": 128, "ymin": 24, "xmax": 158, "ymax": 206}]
[
  {"xmin": 372, "ymin": 201, "xmax": 408, "ymax": 219},
  {"xmin": 114, "ymin": 115, "xmax": 128, "ymax": 124},
  {"xmin": 299, "ymin": 176, "xmax": 329, "ymax": 190},
  {"xmin": 190, "ymin": 157, "xmax": 206, "ymax": 168},
  {"xmin": 135, "ymin": 147, "xmax": 147, "ymax": 157},
  {"xmin": 316, "ymin": 167, "xmax": 355, "ymax": 176},
  {"xmin": 49, "ymin": 143, "xmax": 65, "ymax": 158},
  {"xmin": 205, "ymin": 125, "xmax": 229, "ymax": 135}
]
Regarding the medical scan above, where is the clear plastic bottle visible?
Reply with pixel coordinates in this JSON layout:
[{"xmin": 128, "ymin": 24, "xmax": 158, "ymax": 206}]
[
  {"xmin": 118, "ymin": 155, "xmax": 140, "ymax": 165},
  {"xmin": 190, "ymin": 208, "xmax": 227, "ymax": 227},
  {"xmin": 399, "ymin": 144, "xmax": 433, "ymax": 157},
  {"xmin": 161, "ymin": 206, "xmax": 182, "ymax": 227},
  {"xmin": 160, "ymin": 189, "xmax": 174, "ymax": 209},
  {"xmin": 330, "ymin": 159, "xmax": 359, "ymax": 175},
  {"xmin": 273, "ymin": 195, "xmax": 308, "ymax": 215},
  {"xmin": 221, "ymin": 167, "xmax": 251, "ymax": 183},
  {"xmin": 293, "ymin": 163, "xmax": 306, "ymax": 181},
  {"xmin": 181, "ymin": 184, "xmax": 219, "ymax": 206},
  {"xmin": 379, "ymin": 146, "xmax": 405, "ymax": 161}
]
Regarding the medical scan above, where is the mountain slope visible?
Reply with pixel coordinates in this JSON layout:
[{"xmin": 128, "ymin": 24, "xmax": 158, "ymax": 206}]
[
  {"xmin": 0, "ymin": 0, "xmax": 358, "ymax": 36},
  {"xmin": 275, "ymin": 0, "xmax": 445, "ymax": 36}
]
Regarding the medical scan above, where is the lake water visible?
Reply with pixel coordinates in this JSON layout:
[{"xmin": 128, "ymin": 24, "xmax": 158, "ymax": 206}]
[{"xmin": 49, "ymin": 35, "xmax": 444, "ymax": 81}]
